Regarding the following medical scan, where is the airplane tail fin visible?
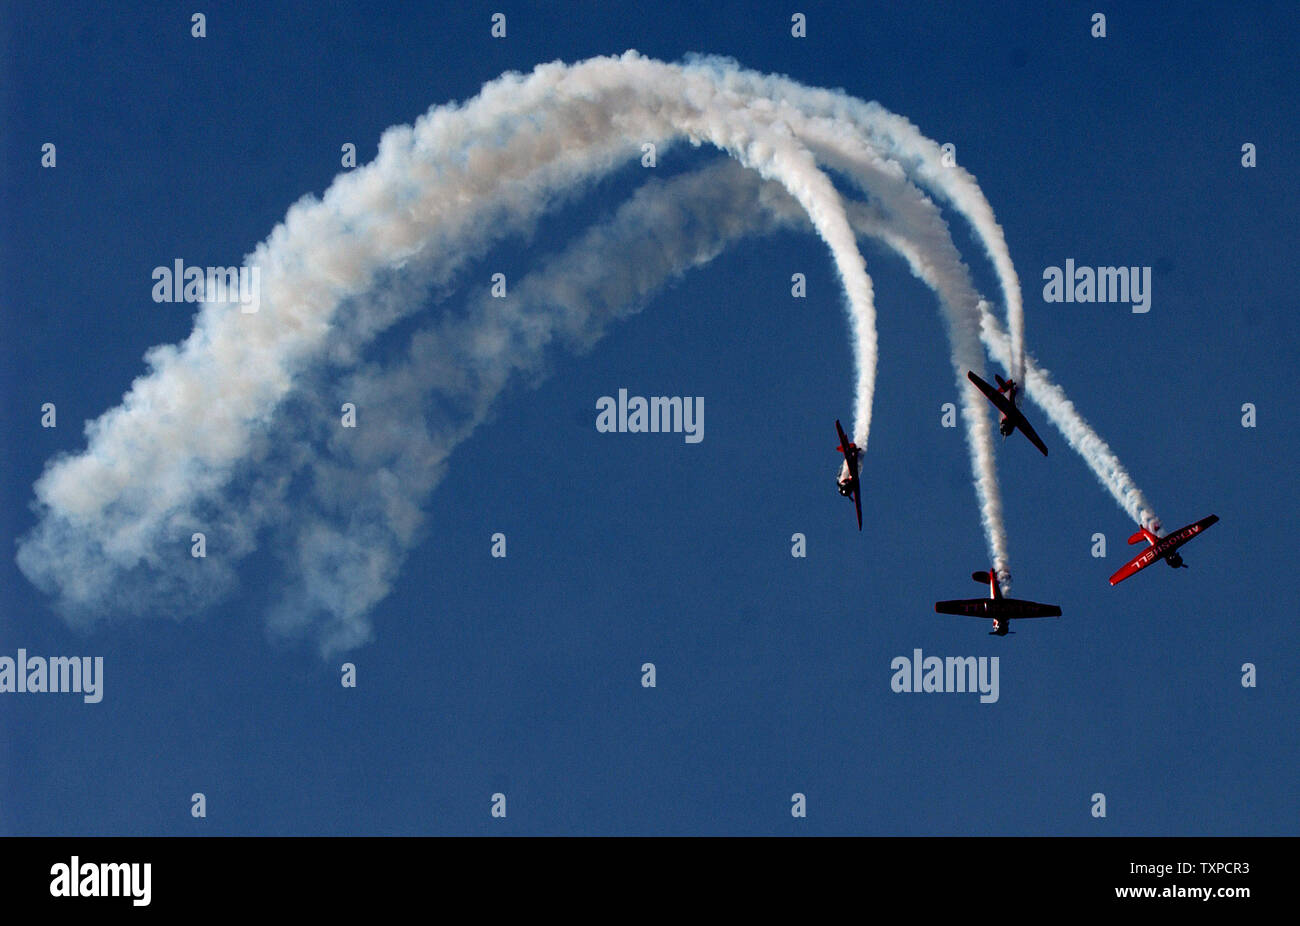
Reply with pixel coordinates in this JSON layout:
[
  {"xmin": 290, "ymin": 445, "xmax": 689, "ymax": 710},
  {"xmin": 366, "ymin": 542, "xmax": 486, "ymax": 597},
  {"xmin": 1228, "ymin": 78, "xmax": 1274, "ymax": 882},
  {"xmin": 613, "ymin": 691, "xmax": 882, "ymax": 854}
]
[
  {"xmin": 995, "ymin": 374, "xmax": 1008, "ymax": 390},
  {"xmin": 1128, "ymin": 528, "xmax": 1157, "ymax": 546},
  {"xmin": 972, "ymin": 570, "xmax": 1001, "ymax": 599}
]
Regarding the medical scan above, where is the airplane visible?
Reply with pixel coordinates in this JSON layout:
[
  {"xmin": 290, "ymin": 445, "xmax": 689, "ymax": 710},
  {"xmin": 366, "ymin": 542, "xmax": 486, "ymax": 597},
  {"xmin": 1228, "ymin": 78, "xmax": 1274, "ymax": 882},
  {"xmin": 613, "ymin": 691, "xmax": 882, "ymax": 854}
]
[
  {"xmin": 1108, "ymin": 514, "xmax": 1219, "ymax": 586},
  {"xmin": 935, "ymin": 569, "xmax": 1062, "ymax": 635},
  {"xmin": 834, "ymin": 419, "xmax": 862, "ymax": 531},
  {"xmin": 966, "ymin": 370, "xmax": 1049, "ymax": 456}
]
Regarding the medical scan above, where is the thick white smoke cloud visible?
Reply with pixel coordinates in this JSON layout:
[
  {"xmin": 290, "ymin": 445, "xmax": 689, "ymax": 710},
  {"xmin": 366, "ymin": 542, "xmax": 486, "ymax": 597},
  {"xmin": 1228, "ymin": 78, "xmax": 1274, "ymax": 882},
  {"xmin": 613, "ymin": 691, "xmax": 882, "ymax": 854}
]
[
  {"xmin": 265, "ymin": 162, "xmax": 812, "ymax": 652},
  {"xmin": 19, "ymin": 54, "xmax": 883, "ymax": 646},
  {"xmin": 17, "ymin": 54, "xmax": 1151, "ymax": 652}
]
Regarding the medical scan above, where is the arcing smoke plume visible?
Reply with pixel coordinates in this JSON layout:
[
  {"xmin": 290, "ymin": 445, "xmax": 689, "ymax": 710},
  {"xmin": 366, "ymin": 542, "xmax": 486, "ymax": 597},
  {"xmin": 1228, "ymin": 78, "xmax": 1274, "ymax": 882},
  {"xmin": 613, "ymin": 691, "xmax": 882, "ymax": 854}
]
[
  {"xmin": 687, "ymin": 55, "xmax": 1029, "ymax": 385},
  {"xmin": 18, "ymin": 54, "xmax": 880, "ymax": 648},
  {"xmin": 17, "ymin": 54, "xmax": 1151, "ymax": 652}
]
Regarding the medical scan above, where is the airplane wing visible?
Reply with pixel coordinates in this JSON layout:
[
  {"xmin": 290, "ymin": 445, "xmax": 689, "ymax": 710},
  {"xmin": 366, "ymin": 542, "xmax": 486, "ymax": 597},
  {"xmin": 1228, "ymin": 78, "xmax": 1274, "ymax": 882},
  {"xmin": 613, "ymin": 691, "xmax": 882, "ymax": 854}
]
[
  {"xmin": 1165, "ymin": 514, "xmax": 1220, "ymax": 549},
  {"xmin": 853, "ymin": 486, "xmax": 862, "ymax": 531},
  {"xmin": 835, "ymin": 420, "xmax": 853, "ymax": 463},
  {"xmin": 1108, "ymin": 545, "xmax": 1160, "ymax": 586},
  {"xmin": 934, "ymin": 600, "xmax": 985, "ymax": 616},
  {"xmin": 1017, "ymin": 415, "xmax": 1049, "ymax": 456},
  {"xmin": 937, "ymin": 600, "xmax": 1061, "ymax": 617},
  {"xmin": 1012, "ymin": 602, "xmax": 1063, "ymax": 618},
  {"xmin": 966, "ymin": 371, "xmax": 1013, "ymax": 416}
]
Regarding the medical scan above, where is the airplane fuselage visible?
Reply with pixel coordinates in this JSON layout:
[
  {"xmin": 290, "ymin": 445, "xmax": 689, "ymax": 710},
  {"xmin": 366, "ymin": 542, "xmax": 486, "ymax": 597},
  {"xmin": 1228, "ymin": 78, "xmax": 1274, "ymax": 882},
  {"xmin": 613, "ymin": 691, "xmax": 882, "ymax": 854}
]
[
  {"xmin": 998, "ymin": 388, "xmax": 1022, "ymax": 435},
  {"xmin": 1135, "ymin": 524, "xmax": 1208, "ymax": 570},
  {"xmin": 966, "ymin": 371, "xmax": 1048, "ymax": 455},
  {"xmin": 836, "ymin": 456, "xmax": 857, "ymax": 496},
  {"xmin": 833, "ymin": 419, "xmax": 864, "ymax": 530}
]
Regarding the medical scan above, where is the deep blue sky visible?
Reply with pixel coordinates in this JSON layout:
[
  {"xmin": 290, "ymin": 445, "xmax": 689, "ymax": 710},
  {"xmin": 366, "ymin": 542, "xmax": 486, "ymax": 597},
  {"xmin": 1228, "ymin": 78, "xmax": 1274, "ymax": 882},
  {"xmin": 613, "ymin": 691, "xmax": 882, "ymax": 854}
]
[{"xmin": 2, "ymin": 1, "xmax": 1296, "ymax": 835}]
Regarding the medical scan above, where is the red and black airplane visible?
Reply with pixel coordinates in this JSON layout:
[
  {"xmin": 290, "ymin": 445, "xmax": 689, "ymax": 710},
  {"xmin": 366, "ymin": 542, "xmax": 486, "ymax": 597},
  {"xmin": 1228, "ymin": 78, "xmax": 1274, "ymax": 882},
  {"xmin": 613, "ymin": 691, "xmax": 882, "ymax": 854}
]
[
  {"xmin": 935, "ymin": 569, "xmax": 1062, "ymax": 635},
  {"xmin": 1108, "ymin": 514, "xmax": 1219, "ymax": 586},
  {"xmin": 967, "ymin": 370, "xmax": 1048, "ymax": 457},
  {"xmin": 834, "ymin": 419, "xmax": 862, "ymax": 531}
]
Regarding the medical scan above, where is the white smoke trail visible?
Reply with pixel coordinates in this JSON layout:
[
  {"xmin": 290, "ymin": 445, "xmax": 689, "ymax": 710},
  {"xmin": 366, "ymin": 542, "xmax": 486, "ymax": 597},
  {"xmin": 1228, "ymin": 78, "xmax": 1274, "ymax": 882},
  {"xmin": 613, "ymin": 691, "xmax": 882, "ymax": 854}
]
[
  {"xmin": 720, "ymin": 86, "xmax": 1154, "ymax": 563},
  {"xmin": 17, "ymin": 54, "xmax": 886, "ymax": 642},
  {"xmin": 764, "ymin": 112, "xmax": 1012, "ymax": 582},
  {"xmin": 817, "ymin": 180, "xmax": 1162, "ymax": 538},
  {"xmin": 838, "ymin": 200, "xmax": 1013, "ymax": 584},
  {"xmin": 975, "ymin": 310, "xmax": 1163, "ymax": 534},
  {"xmin": 692, "ymin": 56, "xmax": 1028, "ymax": 384},
  {"xmin": 583, "ymin": 84, "xmax": 1013, "ymax": 581}
]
